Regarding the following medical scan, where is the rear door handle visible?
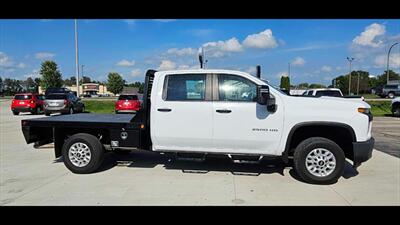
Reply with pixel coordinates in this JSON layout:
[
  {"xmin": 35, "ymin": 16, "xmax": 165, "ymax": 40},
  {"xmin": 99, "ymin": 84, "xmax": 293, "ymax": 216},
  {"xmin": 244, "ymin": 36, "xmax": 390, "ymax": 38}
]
[
  {"xmin": 216, "ymin": 109, "xmax": 232, "ymax": 113},
  {"xmin": 158, "ymin": 108, "xmax": 172, "ymax": 112}
]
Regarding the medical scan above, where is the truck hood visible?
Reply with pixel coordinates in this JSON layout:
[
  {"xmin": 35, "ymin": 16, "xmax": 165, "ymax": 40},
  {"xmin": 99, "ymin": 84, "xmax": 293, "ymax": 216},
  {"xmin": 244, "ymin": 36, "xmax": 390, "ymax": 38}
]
[{"xmin": 285, "ymin": 95, "xmax": 370, "ymax": 111}]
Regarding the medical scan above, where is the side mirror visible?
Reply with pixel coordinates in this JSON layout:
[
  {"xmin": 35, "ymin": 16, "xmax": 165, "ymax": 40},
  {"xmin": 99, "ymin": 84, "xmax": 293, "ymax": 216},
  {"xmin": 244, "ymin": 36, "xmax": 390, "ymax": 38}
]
[{"xmin": 257, "ymin": 85, "xmax": 270, "ymax": 105}]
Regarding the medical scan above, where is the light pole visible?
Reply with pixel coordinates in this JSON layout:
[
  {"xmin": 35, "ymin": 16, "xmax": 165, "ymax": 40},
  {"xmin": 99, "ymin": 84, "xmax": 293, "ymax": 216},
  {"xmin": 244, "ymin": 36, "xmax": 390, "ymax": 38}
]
[
  {"xmin": 347, "ymin": 57, "xmax": 354, "ymax": 95},
  {"xmin": 74, "ymin": 19, "xmax": 80, "ymax": 96},
  {"xmin": 386, "ymin": 42, "xmax": 399, "ymax": 84},
  {"xmin": 357, "ymin": 71, "xmax": 360, "ymax": 95},
  {"xmin": 288, "ymin": 62, "xmax": 291, "ymax": 88}
]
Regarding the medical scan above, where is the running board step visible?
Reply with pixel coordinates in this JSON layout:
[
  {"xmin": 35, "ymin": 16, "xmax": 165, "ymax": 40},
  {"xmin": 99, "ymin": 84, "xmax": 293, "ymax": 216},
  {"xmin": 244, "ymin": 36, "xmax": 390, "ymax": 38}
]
[
  {"xmin": 228, "ymin": 154, "xmax": 263, "ymax": 164},
  {"xmin": 175, "ymin": 153, "xmax": 206, "ymax": 162}
]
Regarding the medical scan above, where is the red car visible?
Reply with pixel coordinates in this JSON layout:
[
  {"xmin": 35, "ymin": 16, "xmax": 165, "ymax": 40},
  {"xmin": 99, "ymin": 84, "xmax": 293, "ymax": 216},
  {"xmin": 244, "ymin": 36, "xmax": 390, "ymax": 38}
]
[
  {"xmin": 11, "ymin": 93, "xmax": 45, "ymax": 115},
  {"xmin": 115, "ymin": 94, "xmax": 141, "ymax": 114}
]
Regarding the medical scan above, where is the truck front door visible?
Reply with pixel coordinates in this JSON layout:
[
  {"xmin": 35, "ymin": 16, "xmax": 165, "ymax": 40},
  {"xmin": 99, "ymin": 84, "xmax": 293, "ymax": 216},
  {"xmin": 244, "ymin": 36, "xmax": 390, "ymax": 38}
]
[{"xmin": 212, "ymin": 74, "xmax": 284, "ymax": 155}]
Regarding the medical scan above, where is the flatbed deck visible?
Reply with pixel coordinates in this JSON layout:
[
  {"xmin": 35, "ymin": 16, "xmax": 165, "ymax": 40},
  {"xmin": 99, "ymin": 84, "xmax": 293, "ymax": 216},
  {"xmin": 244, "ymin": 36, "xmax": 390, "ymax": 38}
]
[{"xmin": 22, "ymin": 113, "xmax": 136, "ymax": 128}]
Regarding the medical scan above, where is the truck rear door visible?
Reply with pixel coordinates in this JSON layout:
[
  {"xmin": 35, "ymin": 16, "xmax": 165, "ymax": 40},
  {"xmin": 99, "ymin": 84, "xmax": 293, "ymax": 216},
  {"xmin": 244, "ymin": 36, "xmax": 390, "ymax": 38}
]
[{"xmin": 151, "ymin": 73, "xmax": 214, "ymax": 152}]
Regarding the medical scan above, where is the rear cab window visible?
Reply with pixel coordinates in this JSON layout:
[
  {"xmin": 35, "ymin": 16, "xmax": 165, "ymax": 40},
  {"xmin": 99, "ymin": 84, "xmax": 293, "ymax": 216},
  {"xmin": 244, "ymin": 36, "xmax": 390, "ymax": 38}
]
[{"xmin": 315, "ymin": 90, "xmax": 342, "ymax": 97}]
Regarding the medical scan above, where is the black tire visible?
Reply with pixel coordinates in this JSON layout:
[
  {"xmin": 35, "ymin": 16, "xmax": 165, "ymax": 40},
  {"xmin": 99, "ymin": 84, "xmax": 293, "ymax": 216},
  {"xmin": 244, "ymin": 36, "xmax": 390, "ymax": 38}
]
[
  {"xmin": 293, "ymin": 137, "xmax": 345, "ymax": 184},
  {"xmin": 45, "ymin": 112, "xmax": 51, "ymax": 116},
  {"xmin": 12, "ymin": 111, "xmax": 19, "ymax": 115},
  {"xmin": 62, "ymin": 133, "xmax": 105, "ymax": 174}
]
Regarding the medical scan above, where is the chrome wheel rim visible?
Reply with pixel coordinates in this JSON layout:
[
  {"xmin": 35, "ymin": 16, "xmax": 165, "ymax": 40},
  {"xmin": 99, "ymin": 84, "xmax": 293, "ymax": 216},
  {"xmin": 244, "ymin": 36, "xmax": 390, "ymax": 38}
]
[
  {"xmin": 305, "ymin": 148, "xmax": 336, "ymax": 177},
  {"xmin": 68, "ymin": 142, "xmax": 91, "ymax": 167}
]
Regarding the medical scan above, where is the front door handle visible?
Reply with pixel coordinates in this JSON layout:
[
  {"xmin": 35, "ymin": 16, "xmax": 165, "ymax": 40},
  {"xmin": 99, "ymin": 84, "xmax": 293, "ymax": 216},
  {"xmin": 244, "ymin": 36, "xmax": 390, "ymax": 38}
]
[
  {"xmin": 216, "ymin": 109, "xmax": 232, "ymax": 113},
  {"xmin": 158, "ymin": 108, "xmax": 172, "ymax": 112}
]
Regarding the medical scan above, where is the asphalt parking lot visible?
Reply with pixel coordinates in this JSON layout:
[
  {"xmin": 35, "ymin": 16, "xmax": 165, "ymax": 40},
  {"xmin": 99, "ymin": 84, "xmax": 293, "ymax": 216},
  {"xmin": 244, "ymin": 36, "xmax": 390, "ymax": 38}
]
[{"xmin": 0, "ymin": 99, "xmax": 399, "ymax": 205}]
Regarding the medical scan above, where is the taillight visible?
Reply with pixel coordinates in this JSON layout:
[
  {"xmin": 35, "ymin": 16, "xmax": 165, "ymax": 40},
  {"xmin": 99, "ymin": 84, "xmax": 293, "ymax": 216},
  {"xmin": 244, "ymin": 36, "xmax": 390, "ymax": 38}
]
[
  {"xmin": 64, "ymin": 100, "xmax": 68, "ymax": 105},
  {"xmin": 30, "ymin": 100, "xmax": 35, "ymax": 104}
]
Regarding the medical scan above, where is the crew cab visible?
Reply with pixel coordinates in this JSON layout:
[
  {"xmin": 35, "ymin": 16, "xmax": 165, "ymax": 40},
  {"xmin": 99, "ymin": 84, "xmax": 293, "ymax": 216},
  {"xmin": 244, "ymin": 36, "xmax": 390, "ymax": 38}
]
[
  {"xmin": 21, "ymin": 69, "xmax": 374, "ymax": 184},
  {"xmin": 11, "ymin": 93, "xmax": 45, "ymax": 115}
]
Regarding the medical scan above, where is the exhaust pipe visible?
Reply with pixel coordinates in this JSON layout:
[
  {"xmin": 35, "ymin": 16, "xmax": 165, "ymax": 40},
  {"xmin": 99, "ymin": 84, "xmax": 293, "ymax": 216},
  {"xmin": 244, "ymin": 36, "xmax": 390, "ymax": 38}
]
[{"xmin": 256, "ymin": 65, "xmax": 261, "ymax": 78}]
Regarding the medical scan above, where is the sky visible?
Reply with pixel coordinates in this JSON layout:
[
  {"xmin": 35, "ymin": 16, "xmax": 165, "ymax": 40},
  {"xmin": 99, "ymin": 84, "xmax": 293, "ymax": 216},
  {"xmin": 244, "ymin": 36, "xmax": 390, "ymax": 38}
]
[{"xmin": 1, "ymin": 19, "xmax": 400, "ymax": 86}]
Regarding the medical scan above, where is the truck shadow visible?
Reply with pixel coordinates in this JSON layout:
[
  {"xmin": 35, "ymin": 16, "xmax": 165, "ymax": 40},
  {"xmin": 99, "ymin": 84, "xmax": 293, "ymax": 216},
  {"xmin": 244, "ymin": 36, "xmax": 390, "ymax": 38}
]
[{"xmin": 96, "ymin": 150, "xmax": 360, "ymax": 181}]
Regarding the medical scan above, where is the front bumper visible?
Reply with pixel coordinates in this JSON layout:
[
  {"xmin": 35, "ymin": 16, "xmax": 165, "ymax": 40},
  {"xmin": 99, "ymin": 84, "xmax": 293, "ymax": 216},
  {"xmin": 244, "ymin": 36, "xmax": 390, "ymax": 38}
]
[{"xmin": 352, "ymin": 137, "xmax": 374, "ymax": 167}]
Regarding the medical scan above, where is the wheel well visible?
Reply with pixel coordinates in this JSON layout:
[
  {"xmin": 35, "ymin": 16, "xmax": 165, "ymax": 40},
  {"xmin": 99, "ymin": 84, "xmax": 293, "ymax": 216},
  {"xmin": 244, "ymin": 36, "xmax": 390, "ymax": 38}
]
[
  {"xmin": 285, "ymin": 123, "xmax": 355, "ymax": 160},
  {"xmin": 54, "ymin": 128, "xmax": 110, "ymax": 158}
]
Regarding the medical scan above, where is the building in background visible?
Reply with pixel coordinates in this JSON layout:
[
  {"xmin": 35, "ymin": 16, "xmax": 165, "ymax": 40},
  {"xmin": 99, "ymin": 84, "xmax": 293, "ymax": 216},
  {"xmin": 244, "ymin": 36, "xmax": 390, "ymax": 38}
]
[{"xmin": 38, "ymin": 83, "xmax": 113, "ymax": 96}]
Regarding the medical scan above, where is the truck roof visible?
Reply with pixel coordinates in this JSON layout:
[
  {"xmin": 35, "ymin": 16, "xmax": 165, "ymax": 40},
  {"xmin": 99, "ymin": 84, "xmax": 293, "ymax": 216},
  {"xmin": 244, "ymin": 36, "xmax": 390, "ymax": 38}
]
[{"xmin": 156, "ymin": 69, "xmax": 252, "ymax": 75}]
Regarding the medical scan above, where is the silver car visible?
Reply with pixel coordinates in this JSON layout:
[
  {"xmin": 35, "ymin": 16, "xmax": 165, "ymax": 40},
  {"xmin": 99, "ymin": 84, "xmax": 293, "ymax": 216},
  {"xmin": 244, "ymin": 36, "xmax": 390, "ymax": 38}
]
[{"xmin": 44, "ymin": 93, "xmax": 85, "ymax": 116}]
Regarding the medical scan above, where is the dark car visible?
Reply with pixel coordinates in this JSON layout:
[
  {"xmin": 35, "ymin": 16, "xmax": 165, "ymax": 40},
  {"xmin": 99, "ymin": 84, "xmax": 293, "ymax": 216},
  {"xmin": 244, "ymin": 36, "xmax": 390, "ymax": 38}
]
[
  {"xmin": 44, "ymin": 93, "xmax": 85, "ymax": 116},
  {"xmin": 11, "ymin": 93, "xmax": 45, "ymax": 115},
  {"xmin": 376, "ymin": 84, "xmax": 400, "ymax": 98}
]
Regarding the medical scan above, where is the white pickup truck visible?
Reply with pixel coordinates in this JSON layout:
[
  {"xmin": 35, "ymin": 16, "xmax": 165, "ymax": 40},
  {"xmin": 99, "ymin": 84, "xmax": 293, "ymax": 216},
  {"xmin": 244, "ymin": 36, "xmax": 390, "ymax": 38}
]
[{"xmin": 22, "ymin": 69, "xmax": 374, "ymax": 184}]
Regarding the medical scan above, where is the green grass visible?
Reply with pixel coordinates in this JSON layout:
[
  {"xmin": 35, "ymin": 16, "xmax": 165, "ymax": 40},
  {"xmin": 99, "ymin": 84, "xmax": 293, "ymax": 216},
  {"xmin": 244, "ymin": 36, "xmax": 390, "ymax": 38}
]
[
  {"xmin": 362, "ymin": 94, "xmax": 380, "ymax": 99},
  {"xmin": 83, "ymin": 99, "xmax": 115, "ymax": 114},
  {"xmin": 366, "ymin": 101, "xmax": 392, "ymax": 117}
]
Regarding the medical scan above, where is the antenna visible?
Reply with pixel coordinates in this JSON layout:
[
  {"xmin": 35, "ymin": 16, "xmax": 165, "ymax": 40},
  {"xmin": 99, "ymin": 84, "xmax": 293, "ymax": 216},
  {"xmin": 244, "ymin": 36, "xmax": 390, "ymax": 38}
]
[{"xmin": 199, "ymin": 48, "xmax": 204, "ymax": 68}]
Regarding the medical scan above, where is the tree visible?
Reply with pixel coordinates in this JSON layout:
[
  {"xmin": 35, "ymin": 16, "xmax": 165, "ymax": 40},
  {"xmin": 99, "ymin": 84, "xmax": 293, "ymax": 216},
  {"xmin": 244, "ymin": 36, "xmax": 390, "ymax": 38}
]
[
  {"xmin": 298, "ymin": 83, "xmax": 309, "ymax": 88},
  {"xmin": 127, "ymin": 81, "xmax": 144, "ymax": 93},
  {"xmin": 80, "ymin": 76, "xmax": 91, "ymax": 84},
  {"xmin": 25, "ymin": 77, "xmax": 36, "ymax": 92},
  {"xmin": 64, "ymin": 76, "xmax": 76, "ymax": 86},
  {"xmin": 309, "ymin": 83, "xmax": 326, "ymax": 88},
  {"xmin": 280, "ymin": 76, "xmax": 290, "ymax": 91},
  {"xmin": 39, "ymin": 61, "xmax": 63, "ymax": 90},
  {"xmin": 3, "ymin": 78, "xmax": 23, "ymax": 95},
  {"xmin": 106, "ymin": 72, "xmax": 125, "ymax": 95}
]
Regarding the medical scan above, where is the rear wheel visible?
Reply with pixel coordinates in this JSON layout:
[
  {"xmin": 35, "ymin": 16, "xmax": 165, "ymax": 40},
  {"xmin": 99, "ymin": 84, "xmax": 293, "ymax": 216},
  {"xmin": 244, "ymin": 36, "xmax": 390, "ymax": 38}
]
[
  {"xmin": 12, "ymin": 111, "xmax": 19, "ymax": 115},
  {"xmin": 62, "ymin": 133, "xmax": 105, "ymax": 174},
  {"xmin": 388, "ymin": 92, "xmax": 395, "ymax": 99},
  {"xmin": 293, "ymin": 137, "xmax": 345, "ymax": 184}
]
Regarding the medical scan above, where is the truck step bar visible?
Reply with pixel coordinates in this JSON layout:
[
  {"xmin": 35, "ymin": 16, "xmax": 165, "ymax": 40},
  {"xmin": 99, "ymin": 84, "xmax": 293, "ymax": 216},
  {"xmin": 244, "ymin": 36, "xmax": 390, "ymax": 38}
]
[{"xmin": 228, "ymin": 154, "xmax": 263, "ymax": 164}]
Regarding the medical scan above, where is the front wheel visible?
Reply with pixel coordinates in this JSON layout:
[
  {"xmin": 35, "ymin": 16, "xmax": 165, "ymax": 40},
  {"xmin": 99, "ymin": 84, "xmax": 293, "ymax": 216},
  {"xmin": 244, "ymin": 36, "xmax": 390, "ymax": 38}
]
[
  {"xmin": 62, "ymin": 133, "xmax": 105, "ymax": 174},
  {"xmin": 388, "ymin": 92, "xmax": 395, "ymax": 99},
  {"xmin": 12, "ymin": 111, "xmax": 19, "ymax": 115},
  {"xmin": 293, "ymin": 137, "xmax": 345, "ymax": 184}
]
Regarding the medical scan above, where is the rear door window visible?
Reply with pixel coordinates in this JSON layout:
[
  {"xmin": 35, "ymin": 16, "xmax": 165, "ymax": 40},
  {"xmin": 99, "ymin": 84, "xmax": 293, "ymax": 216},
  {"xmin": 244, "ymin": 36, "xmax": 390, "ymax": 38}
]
[{"xmin": 163, "ymin": 74, "xmax": 206, "ymax": 101}]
